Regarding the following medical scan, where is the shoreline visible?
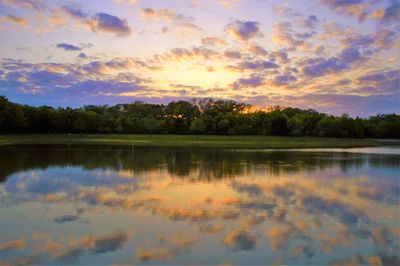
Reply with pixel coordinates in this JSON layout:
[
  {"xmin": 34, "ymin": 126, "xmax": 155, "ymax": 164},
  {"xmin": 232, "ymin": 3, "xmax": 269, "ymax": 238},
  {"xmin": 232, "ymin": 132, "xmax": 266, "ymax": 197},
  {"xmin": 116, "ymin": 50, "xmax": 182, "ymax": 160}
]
[{"xmin": 1, "ymin": 134, "xmax": 398, "ymax": 149}]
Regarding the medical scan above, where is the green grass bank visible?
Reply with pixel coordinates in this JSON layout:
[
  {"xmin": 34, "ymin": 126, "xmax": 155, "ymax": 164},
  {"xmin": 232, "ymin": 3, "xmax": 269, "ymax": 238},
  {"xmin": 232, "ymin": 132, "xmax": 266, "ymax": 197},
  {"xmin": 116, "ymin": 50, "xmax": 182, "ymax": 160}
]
[{"xmin": 0, "ymin": 134, "xmax": 395, "ymax": 149}]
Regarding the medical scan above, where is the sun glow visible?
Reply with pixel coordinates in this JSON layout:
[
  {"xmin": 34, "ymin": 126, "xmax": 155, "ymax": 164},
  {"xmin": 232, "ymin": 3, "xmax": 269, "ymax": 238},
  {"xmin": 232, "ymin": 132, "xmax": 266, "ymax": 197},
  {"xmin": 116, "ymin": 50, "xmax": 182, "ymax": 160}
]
[{"xmin": 155, "ymin": 61, "xmax": 237, "ymax": 89}]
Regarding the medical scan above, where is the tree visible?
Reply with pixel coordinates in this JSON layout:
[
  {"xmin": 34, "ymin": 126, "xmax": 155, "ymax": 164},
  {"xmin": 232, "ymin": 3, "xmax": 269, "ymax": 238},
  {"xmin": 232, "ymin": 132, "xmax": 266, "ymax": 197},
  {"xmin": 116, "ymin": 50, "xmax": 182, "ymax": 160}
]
[
  {"xmin": 142, "ymin": 115, "xmax": 159, "ymax": 137},
  {"xmin": 190, "ymin": 118, "xmax": 206, "ymax": 137},
  {"xmin": 0, "ymin": 96, "xmax": 399, "ymax": 138},
  {"xmin": 270, "ymin": 112, "xmax": 288, "ymax": 136},
  {"xmin": 73, "ymin": 117, "xmax": 86, "ymax": 132}
]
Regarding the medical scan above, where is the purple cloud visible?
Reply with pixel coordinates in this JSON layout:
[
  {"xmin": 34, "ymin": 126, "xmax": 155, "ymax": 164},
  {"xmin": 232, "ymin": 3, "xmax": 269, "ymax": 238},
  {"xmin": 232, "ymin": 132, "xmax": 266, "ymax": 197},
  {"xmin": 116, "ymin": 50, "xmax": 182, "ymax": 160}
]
[
  {"xmin": 273, "ymin": 74, "xmax": 297, "ymax": 86},
  {"xmin": 60, "ymin": 4, "xmax": 88, "ymax": 19},
  {"xmin": 229, "ymin": 60, "xmax": 280, "ymax": 71},
  {"xmin": 342, "ymin": 34, "xmax": 375, "ymax": 47},
  {"xmin": 26, "ymin": 71, "xmax": 80, "ymax": 87},
  {"xmin": 358, "ymin": 73, "xmax": 386, "ymax": 83},
  {"xmin": 56, "ymin": 43, "xmax": 82, "ymax": 51},
  {"xmin": 382, "ymin": 0, "xmax": 400, "ymax": 23},
  {"xmin": 321, "ymin": 0, "xmax": 363, "ymax": 7},
  {"xmin": 320, "ymin": 0, "xmax": 368, "ymax": 21},
  {"xmin": 340, "ymin": 47, "xmax": 360, "ymax": 63},
  {"xmin": 78, "ymin": 52, "xmax": 88, "ymax": 59},
  {"xmin": 357, "ymin": 70, "xmax": 400, "ymax": 94},
  {"xmin": 272, "ymin": 51, "xmax": 289, "ymax": 63},
  {"xmin": 90, "ymin": 13, "xmax": 132, "ymax": 36},
  {"xmin": 226, "ymin": 20, "xmax": 262, "ymax": 41},
  {"xmin": 233, "ymin": 76, "xmax": 264, "ymax": 89},
  {"xmin": 302, "ymin": 57, "xmax": 347, "ymax": 77}
]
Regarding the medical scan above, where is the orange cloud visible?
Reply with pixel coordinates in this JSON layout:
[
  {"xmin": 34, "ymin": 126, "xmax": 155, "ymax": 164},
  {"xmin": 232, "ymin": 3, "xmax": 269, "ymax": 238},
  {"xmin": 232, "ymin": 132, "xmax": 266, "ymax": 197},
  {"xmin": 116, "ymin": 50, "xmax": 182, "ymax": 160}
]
[{"xmin": 3, "ymin": 15, "xmax": 29, "ymax": 27}]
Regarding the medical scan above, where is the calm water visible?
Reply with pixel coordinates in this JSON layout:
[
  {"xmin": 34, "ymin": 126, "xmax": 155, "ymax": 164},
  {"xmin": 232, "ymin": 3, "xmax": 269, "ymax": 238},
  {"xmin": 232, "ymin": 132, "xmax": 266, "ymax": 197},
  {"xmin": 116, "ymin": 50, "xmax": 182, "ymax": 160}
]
[{"xmin": 0, "ymin": 145, "xmax": 399, "ymax": 265}]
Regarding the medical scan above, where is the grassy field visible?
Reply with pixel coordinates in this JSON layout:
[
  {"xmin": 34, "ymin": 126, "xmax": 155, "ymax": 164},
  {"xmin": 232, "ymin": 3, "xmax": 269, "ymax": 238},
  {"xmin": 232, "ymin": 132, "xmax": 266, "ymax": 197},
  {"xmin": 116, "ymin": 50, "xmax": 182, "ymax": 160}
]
[{"xmin": 0, "ymin": 134, "xmax": 394, "ymax": 149}]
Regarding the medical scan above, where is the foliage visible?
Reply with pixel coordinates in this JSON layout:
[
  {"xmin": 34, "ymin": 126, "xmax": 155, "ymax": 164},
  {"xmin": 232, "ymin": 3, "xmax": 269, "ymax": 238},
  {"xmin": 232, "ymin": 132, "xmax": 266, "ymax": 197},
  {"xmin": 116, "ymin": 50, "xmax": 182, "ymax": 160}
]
[{"xmin": 0, "ymin": 96, "xmax": 398, "ymax": 138}]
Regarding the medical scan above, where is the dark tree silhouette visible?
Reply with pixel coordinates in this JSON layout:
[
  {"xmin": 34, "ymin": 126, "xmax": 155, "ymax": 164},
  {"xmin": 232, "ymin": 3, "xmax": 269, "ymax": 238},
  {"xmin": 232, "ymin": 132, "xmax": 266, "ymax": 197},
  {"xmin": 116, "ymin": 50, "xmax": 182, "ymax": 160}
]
[{"xmin": 0, "ymin": 96, "xmax": 399, "ymax": 138}]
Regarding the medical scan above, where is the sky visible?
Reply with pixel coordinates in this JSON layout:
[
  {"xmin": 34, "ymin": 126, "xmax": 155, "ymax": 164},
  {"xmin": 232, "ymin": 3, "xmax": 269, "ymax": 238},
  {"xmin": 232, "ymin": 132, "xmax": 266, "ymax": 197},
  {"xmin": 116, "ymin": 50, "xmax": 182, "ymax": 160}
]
[{"xmin": 0, "ymin": 0, "xmax": 399, "ymax": 116}]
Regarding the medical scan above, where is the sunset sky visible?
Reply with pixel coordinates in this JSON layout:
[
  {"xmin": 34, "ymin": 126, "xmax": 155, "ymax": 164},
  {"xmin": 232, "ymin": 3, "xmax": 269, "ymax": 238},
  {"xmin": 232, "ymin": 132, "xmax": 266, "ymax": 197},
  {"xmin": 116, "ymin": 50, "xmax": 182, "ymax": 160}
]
[{"xmin": 0, "ymin": 0, "xmax": 399, "ymax": 116}]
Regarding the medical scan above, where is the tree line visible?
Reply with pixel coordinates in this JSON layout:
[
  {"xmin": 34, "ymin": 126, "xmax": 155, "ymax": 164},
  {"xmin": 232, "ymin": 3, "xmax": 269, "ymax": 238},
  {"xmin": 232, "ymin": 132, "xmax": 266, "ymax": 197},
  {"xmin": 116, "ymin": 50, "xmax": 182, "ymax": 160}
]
[{"xmin": 0, "ymin": 96, "xmax": 399, "ymax": 138}]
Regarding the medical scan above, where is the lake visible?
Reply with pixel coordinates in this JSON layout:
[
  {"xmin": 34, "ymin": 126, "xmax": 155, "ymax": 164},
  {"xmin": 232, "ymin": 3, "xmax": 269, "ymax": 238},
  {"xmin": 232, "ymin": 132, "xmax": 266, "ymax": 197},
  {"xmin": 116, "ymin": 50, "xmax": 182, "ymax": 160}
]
[{"xmin": 0, "ymin": 145, "xmax": 399, "ymax": 265}]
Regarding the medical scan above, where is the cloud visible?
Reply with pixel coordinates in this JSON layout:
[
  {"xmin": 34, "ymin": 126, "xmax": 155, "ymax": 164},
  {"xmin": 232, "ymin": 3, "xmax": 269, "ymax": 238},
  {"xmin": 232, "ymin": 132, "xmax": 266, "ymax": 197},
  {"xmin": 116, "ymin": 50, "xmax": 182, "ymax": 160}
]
[
  {"xmin": 246, "ymin": 44, "xmax": 268, "ymax": 56},
  {"xmin": 27, "ymin": 70, "xmax": 77, "ymax": 86},
  {"xmin": 0, "ymin": 58, "xmax": 151, "ymax": 106},
  {"xmin": 340, "ymin": 30, "xmax": 398, "ymax": 50},
  {"xmin": 56, "ymin": 43, "xmax": 82, "ymax": 51},
  {"xmin": 168, "ymin": 233, "xmax": 199, "ymax": 248},
  {"xmin": 60, "ymin": 4, "xmax": 88, "ymax": 19},
  {"xmin": 226, "ymin": 20, "xmax": 262, "ymax": 41},
  {"xmin": 302, "ymin": 196, "xmax": 359, "ymax": 224},
  {"xmin": 2, "ymin": 15, "xmax": 28, "ymax": 26},
  {"xmin": 1, "ymin": 0, "xmax": 45, "ymax": 11},
  {"xmin": 155, "ymin": 47, "xmax": 218, "ymax": 62},
  {"xmin": 227, "ymin": 60, "xmax": 280, "ymax": 71},
  {"xmin": 319, "ymin": 22, "xmax": 356, "ymax": 40},
  {"xmin": 59, "ymin": 4, "xmax": 132, "ymax": 37},
  {"xmin": 113, "ymin": 0, "xmax": 139, "ymax": 4},
  {"xmin": 57, "ymin": 232, "xmax": 132, "ymax": 261},
  {"xmin": 223, "ymin": 50, "xmax": 242, "ymax": 60},
  {"xmin": 0, "ymin": 239, "xmax": 25, "ymax": 251},
  {"xmin": 79, "ymin": 43, "xmax": 94, "ymax": 49},
  {"xmin": 295, "ymin": 15, "xmax": 319, "ymax": 29},
  {"xmin": 302, "ymin": 57, "xmax": 348, "ymax": 77},
  {"xmin": 340, "ymin": 47, "xmax": 360, "ymax": 63},
  {"xmin": 88, "ymin": 13, "xmax": 132, "ymax": 37},
  {"xmin": 321, "ymin": 0, "xmax": 363, "ymax": 8},
  {"xmin": 272, "ymin": 74, "xmax": 297, "ymax": 86},
  {"xmin": 219, "ymin": 0, "xmax": 241, "ymax": 8},
  {"xmin": 140, "ymin": 8, "xmax": 191, "ymax": 22},
  {"xmin": 78, "ymin": 52, "xmax": 88, "ymax": 59},
  {"xmin": 192, "ymin": 0, "xmax": 241, "ymax": 8},
  {"xmin": 235, "ymin": 201, "xmax": 276, "ymax": 211},
  {"xmin": 223, "ymin": 229, "xmax": 256, "ymax": 251},
  {"xmin": 199, "ymin": 224, "xmax": 224, "ymax": 233},
  {"xmin": 274, "ymin": 3, "xmax": 301, "ymax": 17},
  {"xmin": 381, "ymin": 0, "xmax": 400, "ymax": 23},
  {"xmin": 374, "ymin": 30, "xmax": 398, "ymax": 49},
  {"xmin": 358, "ymin": 70, "xmax": 396, "ymax": 83},
  {"xmin": 53, "ymin": 214, "xmax": 79, "ymax": 223},
  {"xmin": 231, "ymin": 181, "xmax": 263, "ymax": 195},
  {"xmin": 172, "ymin": 22, "xmax": 202, "ymax": 34},
  {"xmin": 233, "ymin": 76, "xmax": 264, "ymax": 89},
  {"xmin": 342, "ymin": 33, "xmax": 375, "ymax": 48},
  {"xmin": 320, "ymin": 0, "xmax": 368, "ymax": 21},
  {"xmin": 140, "ymin": 8, "xmax": 199, "ymax": 36},
  {"xmin": 272, "ymin": 22, "xmax": 315, "ymax": 51},
  {"xmin": 267, "ymin": 224, "xmax": 301, "ymax": 251},
  {"xmin": 280, "ymin": 93, "xmax": 400, "ymax": 116},
  {"xmin": 201, "ymin": 36, "xmax": 226, "ymax": 46},
  {"xmin": 271, "ymin": 50, "xmax": 289, "ymax": 63},
  {"xmin": 136, "ymin": 247, "xmax": 174, "ymax": 261},
  {"xmin": 356, "ymin": 69, "xmax": 400, "ymax": 94},
  {"xmin": 48, "ymin": 15, "xmax": 66, "ymax": 27},
  {"xmin": 88, "ymin": 232, "xmax": 130, "ymax": 254}
]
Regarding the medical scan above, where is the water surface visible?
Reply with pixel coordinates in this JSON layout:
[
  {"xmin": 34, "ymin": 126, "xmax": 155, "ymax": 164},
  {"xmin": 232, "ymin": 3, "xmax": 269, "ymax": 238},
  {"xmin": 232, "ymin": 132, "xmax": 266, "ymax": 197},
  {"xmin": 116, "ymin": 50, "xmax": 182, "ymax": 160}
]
[{"xmin": 0, "ymin": 145, "xmax": 399, "ymax": 265}]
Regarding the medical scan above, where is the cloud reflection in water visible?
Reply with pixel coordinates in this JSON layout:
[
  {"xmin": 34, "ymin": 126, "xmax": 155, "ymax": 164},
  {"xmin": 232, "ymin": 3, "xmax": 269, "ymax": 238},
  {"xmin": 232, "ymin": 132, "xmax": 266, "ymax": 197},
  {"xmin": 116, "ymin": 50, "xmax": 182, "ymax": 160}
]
[{"xmin": 0, "ymin": 145, "xmax": 399, "ymax": 265}]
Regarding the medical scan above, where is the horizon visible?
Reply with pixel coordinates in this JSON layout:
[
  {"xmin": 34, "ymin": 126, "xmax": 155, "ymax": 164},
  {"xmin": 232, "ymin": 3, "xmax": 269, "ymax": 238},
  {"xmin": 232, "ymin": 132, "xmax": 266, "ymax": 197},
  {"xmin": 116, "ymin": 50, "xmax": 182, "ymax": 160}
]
[
  {"xmin": 0, "ymin": 0, "xmax": 399, "ymax": 117},
  {"xmin": 2, "ymin": 95, "xmax": 399, "ymax": 119}
]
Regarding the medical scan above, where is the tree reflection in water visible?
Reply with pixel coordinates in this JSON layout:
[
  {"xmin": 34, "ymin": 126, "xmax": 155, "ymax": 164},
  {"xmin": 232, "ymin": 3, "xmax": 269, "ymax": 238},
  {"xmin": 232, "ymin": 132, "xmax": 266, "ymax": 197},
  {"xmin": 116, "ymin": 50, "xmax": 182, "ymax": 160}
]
[{"xmin": 0, "ymin": 145, "xmax": 399, "ymax": 265}]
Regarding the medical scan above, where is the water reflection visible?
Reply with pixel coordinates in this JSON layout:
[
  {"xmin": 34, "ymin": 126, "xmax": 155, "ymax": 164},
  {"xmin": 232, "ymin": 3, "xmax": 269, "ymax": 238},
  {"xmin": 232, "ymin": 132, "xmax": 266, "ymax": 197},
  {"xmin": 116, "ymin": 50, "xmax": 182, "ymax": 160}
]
[{"xmin": 0, "ymin": 145, "xmax": 399, "ymax": 265}]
